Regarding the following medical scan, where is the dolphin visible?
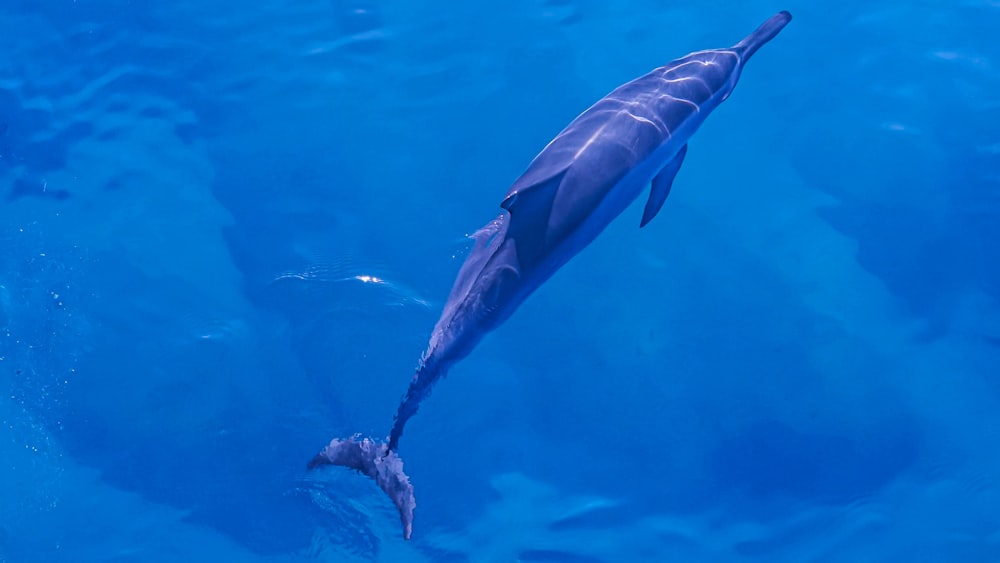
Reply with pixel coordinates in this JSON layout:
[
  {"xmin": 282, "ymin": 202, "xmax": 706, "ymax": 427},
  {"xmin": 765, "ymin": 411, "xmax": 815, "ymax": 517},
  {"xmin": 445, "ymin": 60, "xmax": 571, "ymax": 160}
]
[{"xmin": 309, "ymin": 10, "xmax": 792, "ymax": 539}]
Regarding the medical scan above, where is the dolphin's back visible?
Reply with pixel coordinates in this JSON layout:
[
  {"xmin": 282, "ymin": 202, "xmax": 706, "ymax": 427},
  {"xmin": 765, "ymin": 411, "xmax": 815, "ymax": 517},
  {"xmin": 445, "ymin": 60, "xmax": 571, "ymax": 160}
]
[
  {"xmin": 518, "ymin": 52, "xmax": 732, "ymax": 174},
  {"xmin": 501, "ymin": 53, "xmax": 737, "ymax": 252},
  {"xmin": 502, "ymin": 12, "xmax": 792, "ymax": 253},
  {"xmin": 506, "ymin": 11, "xmax": 792, "ymax": 209},
  {"xmin": 506, "ymin": 54, "xmax": 728, "ymax": 201}
]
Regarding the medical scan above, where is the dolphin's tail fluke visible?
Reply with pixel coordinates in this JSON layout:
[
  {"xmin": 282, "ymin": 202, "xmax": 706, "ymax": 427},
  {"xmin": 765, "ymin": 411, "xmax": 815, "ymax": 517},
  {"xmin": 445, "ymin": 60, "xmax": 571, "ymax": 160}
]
[
  {"xmin": 732, "ymin": 10, "xmax": 792, "ymax": 61},
  {"xmin": 308, "ymin": 436, "xmax": 416, "ymax": 540}
]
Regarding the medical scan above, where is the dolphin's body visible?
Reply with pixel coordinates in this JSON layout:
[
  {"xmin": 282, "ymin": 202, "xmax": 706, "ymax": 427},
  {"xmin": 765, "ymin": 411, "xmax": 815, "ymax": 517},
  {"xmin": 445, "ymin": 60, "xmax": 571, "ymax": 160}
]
[{"xmin": 309, "ymin": 11, "xmax": 791, "ymax": 539}]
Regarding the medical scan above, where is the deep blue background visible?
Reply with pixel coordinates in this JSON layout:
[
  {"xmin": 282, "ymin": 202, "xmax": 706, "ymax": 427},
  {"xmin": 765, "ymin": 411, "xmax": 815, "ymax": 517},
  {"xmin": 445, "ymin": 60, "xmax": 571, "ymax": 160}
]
[{"xmin": 2, "ymin": 1, "xmax": 999, "ymax": 561}]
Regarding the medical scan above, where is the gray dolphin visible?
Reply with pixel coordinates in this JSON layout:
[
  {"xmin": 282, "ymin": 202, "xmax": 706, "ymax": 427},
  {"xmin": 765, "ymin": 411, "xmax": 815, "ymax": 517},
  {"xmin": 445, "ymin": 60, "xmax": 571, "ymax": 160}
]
[{"xmin": 309, "ymin": 11, "xmax": 792, "ymax": 539}]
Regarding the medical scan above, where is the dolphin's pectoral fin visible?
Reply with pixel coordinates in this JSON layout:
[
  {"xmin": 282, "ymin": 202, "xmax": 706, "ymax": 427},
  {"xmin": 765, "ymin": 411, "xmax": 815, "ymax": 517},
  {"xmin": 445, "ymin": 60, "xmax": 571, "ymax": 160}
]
[
  {"xmin": 640, "ymin": 144, "xmax": 687, "ymax": 228},
  {"xmin": 309, "ymin": 436, "xmax": 416, "ymax": 540}
]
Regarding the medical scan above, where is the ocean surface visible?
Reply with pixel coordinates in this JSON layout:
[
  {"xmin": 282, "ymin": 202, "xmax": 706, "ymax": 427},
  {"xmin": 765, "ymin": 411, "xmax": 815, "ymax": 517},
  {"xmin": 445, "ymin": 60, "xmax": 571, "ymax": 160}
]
[{"xmin": 2, "ymin": 1, "xmax": 999, "ymax": 561}]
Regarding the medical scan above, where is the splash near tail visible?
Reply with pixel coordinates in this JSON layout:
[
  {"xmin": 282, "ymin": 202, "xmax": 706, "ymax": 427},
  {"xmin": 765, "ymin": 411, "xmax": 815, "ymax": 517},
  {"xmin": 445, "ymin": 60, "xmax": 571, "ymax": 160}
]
[
  {"xmin": 308, "ymin": 437, "xmax": 416, "ymax": 540},
  {"xmin": 308, "ymin": 362, "xmax": 443, "ymax": 539}
]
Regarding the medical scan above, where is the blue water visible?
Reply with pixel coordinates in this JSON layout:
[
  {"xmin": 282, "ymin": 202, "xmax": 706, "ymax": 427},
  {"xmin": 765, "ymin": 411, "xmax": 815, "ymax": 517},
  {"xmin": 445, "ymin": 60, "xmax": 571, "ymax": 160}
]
[{"xmin": 2, "ymin": 1, "xmax": 999, "ymax": 561}]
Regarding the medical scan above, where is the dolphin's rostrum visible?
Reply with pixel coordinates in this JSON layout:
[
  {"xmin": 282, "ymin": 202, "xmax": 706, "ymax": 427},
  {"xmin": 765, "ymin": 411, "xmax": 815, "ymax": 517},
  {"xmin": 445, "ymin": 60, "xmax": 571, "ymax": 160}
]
[{"xmin": 308, "ymin": 11, "xmax": 792, "ymax": 540}]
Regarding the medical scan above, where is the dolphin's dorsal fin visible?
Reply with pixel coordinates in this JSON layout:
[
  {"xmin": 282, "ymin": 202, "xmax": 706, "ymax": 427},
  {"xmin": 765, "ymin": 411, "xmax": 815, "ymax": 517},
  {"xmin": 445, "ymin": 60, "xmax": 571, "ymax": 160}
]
[
  {"xmin": 640, "ymin": 144, "xmax": 687, "ymax": 228},
  {"xmin": 500, "ymin": 170, "xmax": 570, "ymax": 255},
  {"xmin": 501, "ymin": 167, "xmax": 566, "ymax": 216}
]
